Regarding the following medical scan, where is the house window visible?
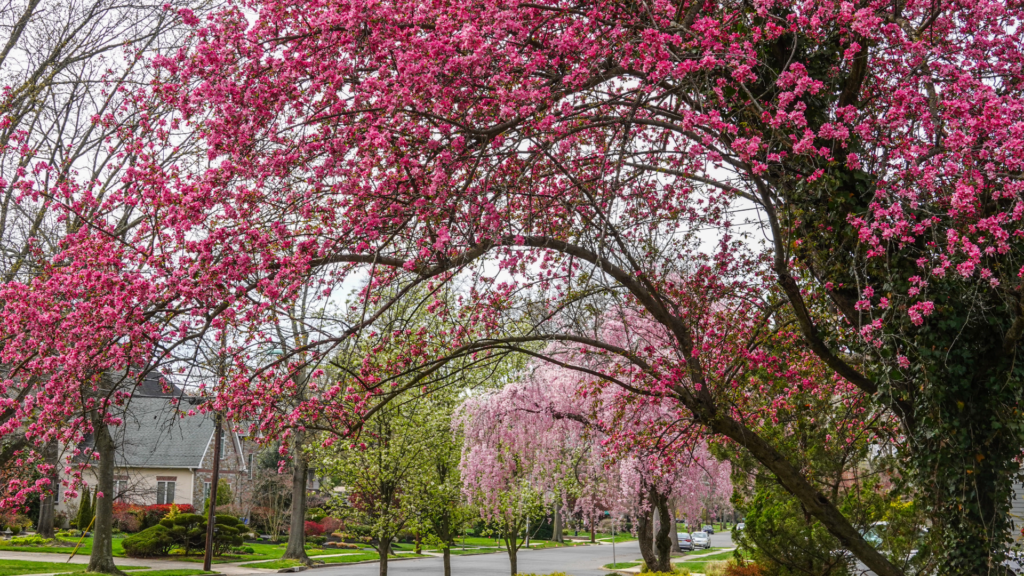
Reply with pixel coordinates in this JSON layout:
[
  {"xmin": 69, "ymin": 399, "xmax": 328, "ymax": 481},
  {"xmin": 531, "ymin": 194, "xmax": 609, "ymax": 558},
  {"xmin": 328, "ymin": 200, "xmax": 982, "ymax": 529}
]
[
  {"xmin": 220, "ymin": 430, "xmax": 228, "ymax": 459},
  {"xmin": 156, "ymin": 481, "xmax": 175, "ymax": 505},
  {"xmin": 112, "ymin": 479, "xmax": 127, "ymax": 502},
  {"xmin": 203, "ymin": 481, "xmax": 211, "ymax": 506}
]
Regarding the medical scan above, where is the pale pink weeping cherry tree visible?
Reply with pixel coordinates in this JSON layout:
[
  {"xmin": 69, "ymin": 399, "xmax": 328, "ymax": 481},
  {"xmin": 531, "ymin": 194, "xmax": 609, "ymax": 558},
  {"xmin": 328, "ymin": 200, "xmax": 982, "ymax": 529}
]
[{"xmin": 458, "ymin": 355, "xmax": 731, "ymax": 572}]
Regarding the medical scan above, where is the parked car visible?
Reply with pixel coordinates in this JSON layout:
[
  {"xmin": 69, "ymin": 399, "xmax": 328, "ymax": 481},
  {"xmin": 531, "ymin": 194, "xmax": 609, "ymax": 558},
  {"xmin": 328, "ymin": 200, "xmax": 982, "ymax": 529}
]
[
  {"xmin": 692, "ymin": 531, "xmax": 711, "ymax": 549},
  {"xmin": 735, "ymin": 522, "xmax": 745, "ymax": 532},
  {"xmin": 702, "ymin": 524, "xmax": 715, "ymax": 535},
  {"xmin": 678, "ymin": 532, "xmax": 693, "ymax": 551}
]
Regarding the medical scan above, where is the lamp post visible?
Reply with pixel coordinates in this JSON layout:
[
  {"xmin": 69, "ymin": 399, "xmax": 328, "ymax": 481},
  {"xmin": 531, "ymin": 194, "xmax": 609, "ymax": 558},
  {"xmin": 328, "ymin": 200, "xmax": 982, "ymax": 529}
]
[{"xmin": 612, "ymin": 515, "xmax": 617, "ymax": 567}]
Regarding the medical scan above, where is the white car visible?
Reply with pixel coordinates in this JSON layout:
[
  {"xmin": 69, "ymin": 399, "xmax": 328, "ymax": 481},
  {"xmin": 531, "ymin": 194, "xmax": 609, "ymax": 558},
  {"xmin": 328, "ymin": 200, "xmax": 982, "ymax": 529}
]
[{"xmin": 691, "ymin": 531, "xmax": 711, "ymax": 549}]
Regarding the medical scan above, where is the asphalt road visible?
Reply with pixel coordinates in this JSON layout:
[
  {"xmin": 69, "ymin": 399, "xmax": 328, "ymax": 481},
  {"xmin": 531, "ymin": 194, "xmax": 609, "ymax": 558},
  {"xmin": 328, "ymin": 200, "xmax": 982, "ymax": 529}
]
[{"xmin": 290, "ymin": 531, "xmax": 736, "ymax": 576}]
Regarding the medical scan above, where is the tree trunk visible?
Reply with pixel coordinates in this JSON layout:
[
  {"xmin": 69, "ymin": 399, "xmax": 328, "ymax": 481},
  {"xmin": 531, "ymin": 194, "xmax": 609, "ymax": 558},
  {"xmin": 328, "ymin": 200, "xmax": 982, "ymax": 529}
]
[
  {"xmin": 636, "ymin": 502, "xmax": 657, "ymax": 570},
  {"xmin": 503, "ymin": 525, "xmax": 519, "ymax": 576},
  {"xmin": 379, "ymin": 538, "xmax": 390, "ymax": 576},
  {"xmin": 437, "ymin": 517, "xmax": 452, "ymax": 576},
  {"xmin": 507, "ymin": 542, "xmax": 517, "ymax": 576},
  {"xmin": 282, "ymin": 433, "xmax": 309, "ymax": 563},
  {"xmin": 88, "ymin": 414, "xmax": 123, "ymax": 575},
  {"xmin": 37, "ymin": 441, "xmax": 58, "ymax": 538},
  {"xmin": 653, "ymin": 492, "xmax": 673, "ymax": 572},
  {"xmin": 553, "ymin": 505, "xmax": 563, "ymax": 543},
  {"xmin": 590, "ymin": 518, "xmax": 595, "ymax": 543},
  {"xmin": 668, "ymin": 503, "xmax": 678, "ymax": 554}
]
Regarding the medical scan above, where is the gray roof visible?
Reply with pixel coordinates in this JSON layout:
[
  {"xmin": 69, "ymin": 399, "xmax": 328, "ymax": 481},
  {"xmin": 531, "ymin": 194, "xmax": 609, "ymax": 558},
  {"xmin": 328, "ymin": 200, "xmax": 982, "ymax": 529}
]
[
  {"xmin": 77, "ymin": 398, "xmax": 216, "ymax": 469},
  {"xmin": 111, "ymin": 398, "xmax": 215, "ymax": 469},
  {"xmin": 132, "ymin": 371, "xmax": 186, "ymax": 398}
]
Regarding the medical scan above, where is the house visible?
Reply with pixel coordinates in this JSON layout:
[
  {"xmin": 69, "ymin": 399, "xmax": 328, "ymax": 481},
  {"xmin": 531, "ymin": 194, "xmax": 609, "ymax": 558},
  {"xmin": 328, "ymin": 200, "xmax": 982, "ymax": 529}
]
[
  {"xmin": 57, "ymin": 373, "xmax": 259, "ymax": 522},
  {"xmin": 1012, "ymin": 480, "xmax": 1024, "ymax": 550}
]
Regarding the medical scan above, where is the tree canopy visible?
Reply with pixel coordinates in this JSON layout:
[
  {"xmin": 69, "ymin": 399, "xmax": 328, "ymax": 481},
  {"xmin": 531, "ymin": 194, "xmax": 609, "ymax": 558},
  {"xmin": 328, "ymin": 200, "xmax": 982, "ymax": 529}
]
[{"xmin": 2, "ymin": 1, "xmax": 1023, "ymax": 574}]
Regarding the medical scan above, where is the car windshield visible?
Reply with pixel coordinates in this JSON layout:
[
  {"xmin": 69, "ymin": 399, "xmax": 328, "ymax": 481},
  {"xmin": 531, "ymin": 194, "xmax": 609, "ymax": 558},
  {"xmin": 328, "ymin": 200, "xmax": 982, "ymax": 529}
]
[
  {"xmin": 679, "ymin": 533, "xmax": 690, "ymax": 538},
  {"xmin": 694, "ymin": 532, "xmax": 707, "ymax": 537}
]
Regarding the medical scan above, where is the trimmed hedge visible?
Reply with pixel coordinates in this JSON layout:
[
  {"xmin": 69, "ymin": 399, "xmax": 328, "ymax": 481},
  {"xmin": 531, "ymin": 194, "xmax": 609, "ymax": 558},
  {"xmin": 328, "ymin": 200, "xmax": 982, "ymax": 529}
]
[{"xmin": 123, "ymin": 525, "xmax": 175, "ymax": 557}]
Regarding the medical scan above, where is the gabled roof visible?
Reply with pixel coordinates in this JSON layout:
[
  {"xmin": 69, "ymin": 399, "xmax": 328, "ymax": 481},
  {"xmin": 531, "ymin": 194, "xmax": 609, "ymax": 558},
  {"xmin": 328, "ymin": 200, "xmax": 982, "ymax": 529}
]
[
  {"xmin": 110, "ymin": 398, "xmax": 216, "ymax": 469},
  {"xmin": 132, "ymin": 371, "xmax": 186, "ymax": 398}
]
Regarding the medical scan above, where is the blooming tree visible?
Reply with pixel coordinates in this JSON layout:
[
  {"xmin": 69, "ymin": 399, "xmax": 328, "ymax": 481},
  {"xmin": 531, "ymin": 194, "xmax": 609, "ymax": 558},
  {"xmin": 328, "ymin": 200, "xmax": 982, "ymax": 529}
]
[
  {"xmin": 1, "ymin": 0, "xmax": 1022, "ymax": 574},
  {"xmin": 458, "ymin": 358, "xmax": 733, "ymax": 572}
]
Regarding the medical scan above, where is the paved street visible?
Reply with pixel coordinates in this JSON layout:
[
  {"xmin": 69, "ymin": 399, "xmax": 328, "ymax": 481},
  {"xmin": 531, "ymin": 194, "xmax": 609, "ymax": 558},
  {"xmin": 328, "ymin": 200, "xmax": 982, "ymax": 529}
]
[
  {"xmin": 283, "ymin": 531, "xmax": 736, "ymax": 576},
  {"xmin": 302, "ymin": 542, "xmax": 642, "ymax": 576}
]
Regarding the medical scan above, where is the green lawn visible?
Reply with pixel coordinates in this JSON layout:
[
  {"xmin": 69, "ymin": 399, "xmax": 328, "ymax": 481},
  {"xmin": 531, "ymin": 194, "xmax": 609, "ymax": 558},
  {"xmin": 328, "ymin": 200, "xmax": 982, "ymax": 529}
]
[
  {"xmin": 236, "ymin": 559, "xmax": 307, "ymax": 570},
  {"xmin": 0, "ymin": 537, "xmax": 345, "ymax": 564},
  {"xmin": 0, "ymin": 538, "xmax": 126, "ymax": 558},
  {"xmin": 320, "ymin": 552, "xmax": 394, "ymax": 564},
  {"xmin": 0, "ymin": 560, "xmax": 151, "ymax": 576},
  {"xmin": 675, "ymin": 549, "xmax": 749, "ymax": 572},
  {"xmin": 679, "ymin": 547, "xmax": 729, "ymax": 557},
  {"xmin": 447, "ymin": 547, "xmax": 502, "ymax": 555},
  {"xmin": 593, "ymin": 532, "xmax": 637, "ymax": 543},
  {"xmin": 164, "ymin": 540, "xmax": 344, "ymax": 564},
  {"xmin": 52, "ymin": 572, "xmax": 214, "ymax": 576}
]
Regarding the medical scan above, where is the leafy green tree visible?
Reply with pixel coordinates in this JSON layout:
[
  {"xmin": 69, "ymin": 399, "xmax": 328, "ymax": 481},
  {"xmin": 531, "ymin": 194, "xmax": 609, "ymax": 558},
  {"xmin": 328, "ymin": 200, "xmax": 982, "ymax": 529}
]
[
  {"xmin": 317, "ymin": 400, "xmax": 427, "ymax": 576},
  {"xmin": 75, "ymin": 488, "xmax": 93, "ymax": 530},
  {"xmin": 203, "ymin": 479, "xmax": 233, "ymax": 513},
  {"xmin": 410, "ymin": 396, "xmax": 474, "ymax": 576}
]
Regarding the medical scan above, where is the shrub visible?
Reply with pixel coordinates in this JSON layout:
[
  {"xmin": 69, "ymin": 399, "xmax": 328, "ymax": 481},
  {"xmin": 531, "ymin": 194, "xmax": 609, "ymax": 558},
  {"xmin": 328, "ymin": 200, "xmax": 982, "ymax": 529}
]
[
  {"xmin": 114, "ymin": 511, "xmax": 141, "ymax": 533},
  {"xmin": 321, "ymin": 517, "xmax": 343, "ymax": 534},
  {"xmin": 159, "ymin": 513, "xmax": 206, "ymax": 556},
  {"xmin": 723, "ymin": 563, "xmax": 764, "ymax": 576},
  {"xmin": 304, "ymin": 521, "xmax": 325, "ymax": 536},
  {"xmin": 123, "ymin": 525, "xmax": 175, "ymax": 557},
  {"xmin": 324, "ymin": 541, "xmax": 359, "ymax": 549},
  {"xmin": 210, "ymin": 516, "xmax": 244, "ymax": 555},
  {"xmin": 140, "ymin": 504, "xmax": 194, "ymax": 530},
  {"xmin": 12, "ymin": 514, "xmax": 32, "ymax": 530},
  {"xmin": 704, "ymin": 561, "xmax": 730, "ymax": 576},
  {"xmin": 10, "ymin": 536, "xmax": 50, "ymax": 546},
  {"xmin": 307, "ymin": 536, "xmax": 326, "ymax": 546},
  {"xmin": 10, "ymin": 526, "xmax": 21, "ymax": 535}
]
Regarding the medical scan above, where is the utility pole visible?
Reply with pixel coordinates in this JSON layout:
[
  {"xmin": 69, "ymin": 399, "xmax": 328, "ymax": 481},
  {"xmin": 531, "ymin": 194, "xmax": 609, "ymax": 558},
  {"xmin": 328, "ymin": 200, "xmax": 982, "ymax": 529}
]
[
  {"xmin": 203, "ymin": 411, "xmax": 223, "ymax": 571},
  {"xmin": 203, "ymin": 331, "xmax": 227, "ymax": 572}
]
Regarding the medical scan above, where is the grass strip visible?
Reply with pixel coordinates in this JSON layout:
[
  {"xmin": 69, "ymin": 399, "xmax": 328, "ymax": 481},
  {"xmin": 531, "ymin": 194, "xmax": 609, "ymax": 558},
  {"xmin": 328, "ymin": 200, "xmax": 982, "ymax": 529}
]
[{"xmin": 602, "ymin": 562, "xmax": 640, "ymax": 570}]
